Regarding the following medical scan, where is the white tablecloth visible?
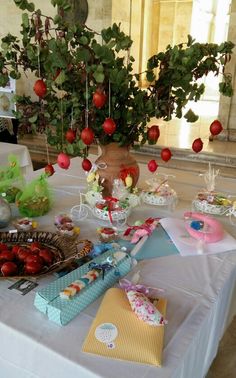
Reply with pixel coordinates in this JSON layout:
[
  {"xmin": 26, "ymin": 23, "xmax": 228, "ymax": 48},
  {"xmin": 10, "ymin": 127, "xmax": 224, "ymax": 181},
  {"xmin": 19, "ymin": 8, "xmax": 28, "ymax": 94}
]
[
  {"xmin": 0, "ymin": 142, "xmax": 33, "ymax": 175},
  {"xmin": 0, "ymin": 156, "xmax": 236, "ymax": 378}
]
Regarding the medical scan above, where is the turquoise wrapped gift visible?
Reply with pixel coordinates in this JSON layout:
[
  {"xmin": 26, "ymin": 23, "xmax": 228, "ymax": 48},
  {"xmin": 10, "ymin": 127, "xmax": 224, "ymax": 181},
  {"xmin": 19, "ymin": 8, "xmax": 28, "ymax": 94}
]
[{"xmin": 34, "ymin": 250, "xmax": 132, "ymax": 325}]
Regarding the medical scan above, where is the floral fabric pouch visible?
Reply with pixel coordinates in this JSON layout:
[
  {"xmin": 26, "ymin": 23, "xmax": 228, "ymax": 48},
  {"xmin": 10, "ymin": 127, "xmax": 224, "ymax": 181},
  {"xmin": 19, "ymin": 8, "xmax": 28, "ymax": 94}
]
[{"xmin": 126, "ymin": 290, "xmax": 167, "ymax": 326}]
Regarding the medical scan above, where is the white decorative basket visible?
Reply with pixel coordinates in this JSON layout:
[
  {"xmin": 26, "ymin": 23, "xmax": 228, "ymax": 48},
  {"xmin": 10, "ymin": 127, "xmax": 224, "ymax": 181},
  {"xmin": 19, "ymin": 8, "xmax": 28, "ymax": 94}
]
[
  {"xmin": 192, "ymin": 199, "xmax": 230, "ymax": 216},
  {"xmin": 93, "ymin": 206, "xmax": 131, "ymax": 221},
  {"xmin": 142, "ymin": 191, "xmax": 177, "ymax": 207},
  {"xmin": 128, "ymin": 193, "xmax": 141, "ymax": 208},
  {"xmin": 85, "ymin": 191, "xmax": 103, "ymax": 207},
  {"xmin": 227, "ymin": 206, "xmax": 236, "ymax": 225}
]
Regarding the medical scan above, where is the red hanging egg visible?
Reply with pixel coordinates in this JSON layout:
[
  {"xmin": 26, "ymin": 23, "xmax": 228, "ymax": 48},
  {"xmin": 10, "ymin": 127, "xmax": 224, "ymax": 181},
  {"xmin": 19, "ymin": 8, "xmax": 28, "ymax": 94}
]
[
  {"xmin": 44, "ymin": 164, "xmax": 55, "ymax": 177},
  {"xmin": 57, "ymin": 152, "xmax": 70, "ymax": 169},
  {"xmin": 93, "ymin": 90, "xmax": 107, "ymax": 109},
  {"xmin": 147, "ymin": 159, "xmax": 158, "ymax": 173},
  {"xmin": 81, "ymin": 127, "xmax": 94, "ymax": 145},
  {"xmin": 82, "ymin": 158, "xmax": 92, "ymax": 172},
  {"xmin": 33, "ymin": 79, "xmax": 47, "ymax": 97},
  {"xmin": 103, "ymin": 118, "xmax": 116, "ymax": 135},
  {"xmin": 65, "ymin": 129, "xmax": 76, "ymax": 143},
  {"xmin": 209, "ymin": 120, "xmax": 223, "ymax": 136},
  {"xmin": 161, "ymin": 148, "xmax": 172, "ymax": 162},
  {"xmin": 192, "ymin": 138, "xmax": 203, "ymax": 153},
  {"xmin": 147, "ymin": 125, "xmax": 160, "ymax": 144}
]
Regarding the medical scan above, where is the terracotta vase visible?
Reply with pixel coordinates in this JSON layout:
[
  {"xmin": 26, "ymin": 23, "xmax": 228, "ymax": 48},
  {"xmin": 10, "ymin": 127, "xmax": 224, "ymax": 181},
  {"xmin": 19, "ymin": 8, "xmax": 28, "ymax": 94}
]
[{"xmin": 95, "ymin": 143, "xmax": 140, "ymax": 197}]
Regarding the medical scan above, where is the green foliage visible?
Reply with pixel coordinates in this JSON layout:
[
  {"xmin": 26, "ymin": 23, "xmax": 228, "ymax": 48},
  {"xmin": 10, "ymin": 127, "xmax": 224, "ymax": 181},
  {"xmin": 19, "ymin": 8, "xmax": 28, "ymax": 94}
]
[{"xmin": 0, "ymin": 3, "xmax": 234, "ymax": 157}]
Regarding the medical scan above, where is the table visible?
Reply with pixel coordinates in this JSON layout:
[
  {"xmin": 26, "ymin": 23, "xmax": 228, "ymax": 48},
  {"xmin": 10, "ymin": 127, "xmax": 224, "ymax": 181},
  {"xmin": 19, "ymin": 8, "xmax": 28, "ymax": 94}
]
[
  {"xmin": 0, "ymin": 156, "xmax": 236, "ymax": 378},
  {"xmin": 0, "ymin": 142, "xmax": 33, "ymax": 175}
]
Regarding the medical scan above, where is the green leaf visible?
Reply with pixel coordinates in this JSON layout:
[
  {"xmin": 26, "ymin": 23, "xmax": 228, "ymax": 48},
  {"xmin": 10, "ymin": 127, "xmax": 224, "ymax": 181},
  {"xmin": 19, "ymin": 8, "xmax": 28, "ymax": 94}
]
[
  {"xmin": 54, "ymin": 70, "xmax": 66, "ymax": 85},
  {"xmin": 26, "ymin": 2, "xmax": 35, "ymax": 12},
  {"xmin": 184, "ymin": 109, "xmax": 199, "ymax": 122},
  {"xmin": 9, "ymin": 70, "xmax": 21, "ymax": 79},
  {"xmin": 0, "ymin": 74, "xmax": 10, "ymax": 87},
  {"xmin": 101, "ymin": 28, "xmax": 113, "ymax": 43},
  {"xmin": 22, "ymin": 13, "xmax": 29, "ymax": 28},
  {"xmin": 116, "ymin": 69, "xmax": 126, "ymax": 85},
  {"xmin": 106, "ymin": 40, "xmax": 116, "ymax": 49},
  {"xmin": 47, "ymin": 135, "xmax": 58, "ymax": 146},
  {"xmin": 77, "ymin": 139, "xmax": 86, "ymax": 149},
  {"xmin": 76, "ymin": 47, "xmax": 91, "ymax": 62},
  {"xmin": 53, "ymin": 14, "xmax": 62, "ymax": 24},
  {"xmin": 146, "ymin": 70, "xmax": 155, "ymax": 82},
  {"xmin": 29, "ymin": 114, "xmax": 38, "ymax": 123},
  {"xmin": 97, "ymin": 64, "xmax": 104, "ymax": 73},
  {"xmin": 187, "ymin": 35, "xmax": 195, "ymax": 47},
  {"xmin": 219, "ymin": 81, "xmax": 233, "ymax": 97},
  {"xmin": 48, "ymin": 39, "xmax": 57, "ymax": 51},
  {"xmin": 1, "ymin": 42, "xmax": 9, "ymax": 51},
  {"xmin": 66, "ymin": 144, "xmax": 74, "ymax": 155},
  {"xmin": 101, "ymin": 49, "xmax": 114, "ymax": 64},
  {"xmin": 93, "ymin": 71, "xmax": 105, "ymax": 83},
  {"xmin": 79, "ymin": 36, "xmax": 88, "ymax": 45}
]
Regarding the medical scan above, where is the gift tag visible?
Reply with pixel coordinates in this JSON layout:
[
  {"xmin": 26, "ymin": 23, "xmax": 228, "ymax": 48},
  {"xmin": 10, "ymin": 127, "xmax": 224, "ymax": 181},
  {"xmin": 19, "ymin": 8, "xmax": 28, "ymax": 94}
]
[{"xmin": 95, "ymin": 323, "xmax": 118, "ymax": 349}]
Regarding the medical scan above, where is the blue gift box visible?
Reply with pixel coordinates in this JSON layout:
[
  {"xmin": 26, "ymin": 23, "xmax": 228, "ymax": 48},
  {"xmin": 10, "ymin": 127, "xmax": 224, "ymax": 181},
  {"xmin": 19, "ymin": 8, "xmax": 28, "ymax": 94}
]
[{"xmin": 34, "ymin": 250, "xmax": 132, "ymax": 325}]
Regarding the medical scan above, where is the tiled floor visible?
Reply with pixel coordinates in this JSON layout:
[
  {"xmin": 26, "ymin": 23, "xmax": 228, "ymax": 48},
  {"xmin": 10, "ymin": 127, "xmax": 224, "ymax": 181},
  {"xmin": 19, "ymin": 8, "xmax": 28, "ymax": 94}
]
[{"xmin": 206, "ymin": 316, "xmax": 236, "ymax": 378}]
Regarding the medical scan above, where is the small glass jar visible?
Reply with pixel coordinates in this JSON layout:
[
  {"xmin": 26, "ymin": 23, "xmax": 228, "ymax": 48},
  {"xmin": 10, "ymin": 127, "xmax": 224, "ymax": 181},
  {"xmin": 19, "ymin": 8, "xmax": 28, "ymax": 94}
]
[
  {"xmin": 54, "ymin": 214, "xmax": 80, "ymax": 240},
  {"xmin": 14, "ymin": 217, "xmax": 37, "ymax": 232},
  {"xmin": 97, "ymin": 227, "xmax": 119, "ymax": 243}
]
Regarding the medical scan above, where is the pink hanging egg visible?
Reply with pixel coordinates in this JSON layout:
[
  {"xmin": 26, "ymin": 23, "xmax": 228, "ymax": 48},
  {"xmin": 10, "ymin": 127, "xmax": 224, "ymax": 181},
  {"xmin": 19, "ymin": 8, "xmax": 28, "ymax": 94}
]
[{"xmin": 57, "ymin": 152, "xmax": 70, "ymax": 169}]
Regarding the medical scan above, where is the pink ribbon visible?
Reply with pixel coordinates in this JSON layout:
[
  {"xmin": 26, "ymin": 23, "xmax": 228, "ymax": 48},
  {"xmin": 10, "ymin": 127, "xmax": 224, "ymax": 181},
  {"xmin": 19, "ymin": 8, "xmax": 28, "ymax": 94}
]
[
  {"xmin": 124, "ymin": 217, "xmax": 160, "ymax": 243},
  {"xmin": 119, "ymin": 278, "xmax": 164, "ymax": 297}
]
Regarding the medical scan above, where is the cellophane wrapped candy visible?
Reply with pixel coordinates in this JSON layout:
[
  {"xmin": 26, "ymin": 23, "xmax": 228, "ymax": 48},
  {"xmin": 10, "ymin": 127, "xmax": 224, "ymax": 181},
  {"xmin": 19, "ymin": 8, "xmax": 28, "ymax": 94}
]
[
  {"xmin": 16, "ymin": 174, "xmax": 52, "ymax": 217},
  {"xmin": 0, "ymin": 155, "xmax": 25, "ymax": 203}
]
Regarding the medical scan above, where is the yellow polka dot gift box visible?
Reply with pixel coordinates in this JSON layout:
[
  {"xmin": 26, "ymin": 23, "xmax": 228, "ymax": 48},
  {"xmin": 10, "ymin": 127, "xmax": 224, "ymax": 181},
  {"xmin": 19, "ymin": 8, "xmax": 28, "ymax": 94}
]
[{"xmin": 82, "ymin": 288, "xmax": 167, "ymax": 367}]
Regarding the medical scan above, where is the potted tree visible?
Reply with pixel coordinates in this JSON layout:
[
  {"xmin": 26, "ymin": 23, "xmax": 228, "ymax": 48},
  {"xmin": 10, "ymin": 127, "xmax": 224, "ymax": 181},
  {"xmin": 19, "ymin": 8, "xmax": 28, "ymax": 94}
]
[{"xmin": 0, "ymin": 0, "xmax": 234, "ymax": 195}]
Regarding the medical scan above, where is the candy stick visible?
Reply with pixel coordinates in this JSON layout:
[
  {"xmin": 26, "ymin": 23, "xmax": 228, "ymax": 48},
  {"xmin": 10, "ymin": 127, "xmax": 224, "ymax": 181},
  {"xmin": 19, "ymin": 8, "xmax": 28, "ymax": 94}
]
[
  {"xmin": 60, "ymin": 251, "xmax": 126, "ymax": 300},
  {"xmin": 60, "ymin": 269, "xmax": 100, "ymax": 299}
]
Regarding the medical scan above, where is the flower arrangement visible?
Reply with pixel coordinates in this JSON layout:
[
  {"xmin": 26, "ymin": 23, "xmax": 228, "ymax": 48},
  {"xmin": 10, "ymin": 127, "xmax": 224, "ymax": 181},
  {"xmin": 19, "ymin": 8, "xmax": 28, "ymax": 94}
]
[{"xmin": 0, "ymin": 0, "xmax": 234, "ymax": 168}]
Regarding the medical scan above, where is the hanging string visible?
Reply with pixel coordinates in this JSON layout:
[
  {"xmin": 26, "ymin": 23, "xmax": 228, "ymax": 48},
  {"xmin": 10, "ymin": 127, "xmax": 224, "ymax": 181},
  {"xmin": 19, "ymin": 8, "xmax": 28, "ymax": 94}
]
[
  {"xmin": 108, "ymin": 79, "xmax": 111, "ymax": 118},
  {"xmin": 127, "ymin": 0, "xmax": 133, "ymax": 67},
  {"xmin": 168, "ymin": 85, "xmax": 171, "ymax": 120},
  {"xmin": 44, "ymin": 134, "xmax": 50, "ymax": 165},
  {"xmin": 85, "ymin": 72, "xmax": 89, "ymax": 128},
  {"xmin": 61, "ymin": 97, "xmax": 64, "ymax": 148},
  {"xmin": 129, "ymin": 0, "xmax": 132, "ymax": 38},
  {"xmin": 155, "ymin": 93, "xmax": 158, "ymax": 118},
  {"xmin": 37, "ymin": 44, "xmax": 41, "ymax": 78},
  {"xmin": 70, "ymin": 106, "xmax": 73, "ymax": 129}
]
